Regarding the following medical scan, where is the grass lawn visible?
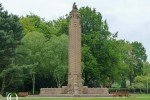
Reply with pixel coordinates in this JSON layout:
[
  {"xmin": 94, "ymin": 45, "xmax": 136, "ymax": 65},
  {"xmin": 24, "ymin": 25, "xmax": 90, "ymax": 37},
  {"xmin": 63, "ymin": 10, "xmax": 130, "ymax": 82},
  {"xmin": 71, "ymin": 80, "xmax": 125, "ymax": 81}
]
[{"xmin": 1, "ymin": 94, "xmax": 150, "ymax": 100}]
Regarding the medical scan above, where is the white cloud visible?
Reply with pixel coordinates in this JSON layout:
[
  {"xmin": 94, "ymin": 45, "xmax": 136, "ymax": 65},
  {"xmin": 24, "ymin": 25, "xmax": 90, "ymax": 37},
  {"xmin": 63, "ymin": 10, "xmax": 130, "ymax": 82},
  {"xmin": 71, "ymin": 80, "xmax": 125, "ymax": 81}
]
[{"xmin": 1, "ymin": 0, "xmax": 150, "ymax": 61}]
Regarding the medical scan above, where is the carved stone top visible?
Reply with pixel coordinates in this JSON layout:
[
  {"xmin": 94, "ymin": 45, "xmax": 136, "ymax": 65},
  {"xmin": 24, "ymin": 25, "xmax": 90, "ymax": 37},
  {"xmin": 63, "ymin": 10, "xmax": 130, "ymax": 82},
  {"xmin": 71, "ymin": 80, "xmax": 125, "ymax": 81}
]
[
  {"xmin": 72, "ymin": 2, "xmax": 77, "ymax": 10},
  {"xmin": 70, "ymin": 2, "xmax": 79, "ymax": 18}
]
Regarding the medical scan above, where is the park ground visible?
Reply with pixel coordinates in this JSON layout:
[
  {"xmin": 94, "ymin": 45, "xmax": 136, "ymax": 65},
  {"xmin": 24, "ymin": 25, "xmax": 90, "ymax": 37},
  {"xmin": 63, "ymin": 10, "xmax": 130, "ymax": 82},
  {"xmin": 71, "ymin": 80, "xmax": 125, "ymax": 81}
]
[{"xmin": 1, "ymin": 94, "xmax": 150, "ymax": 100}]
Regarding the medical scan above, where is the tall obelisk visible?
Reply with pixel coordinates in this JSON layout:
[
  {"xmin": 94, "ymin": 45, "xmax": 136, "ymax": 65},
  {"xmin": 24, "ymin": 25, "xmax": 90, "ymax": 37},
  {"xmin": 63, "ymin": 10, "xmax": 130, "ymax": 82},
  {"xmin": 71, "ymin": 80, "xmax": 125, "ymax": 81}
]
[{"xmin": 67, "ymin": 3, "xmax": 83, "ymax": 94}]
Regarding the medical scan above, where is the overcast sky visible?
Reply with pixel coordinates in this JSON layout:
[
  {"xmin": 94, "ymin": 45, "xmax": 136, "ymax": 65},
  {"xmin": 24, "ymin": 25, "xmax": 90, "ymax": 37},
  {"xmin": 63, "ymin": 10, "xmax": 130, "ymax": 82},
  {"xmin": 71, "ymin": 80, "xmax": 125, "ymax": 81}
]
[{"xmin": 1, "ymin": 0, "xmax": 150, "ymax": 62}]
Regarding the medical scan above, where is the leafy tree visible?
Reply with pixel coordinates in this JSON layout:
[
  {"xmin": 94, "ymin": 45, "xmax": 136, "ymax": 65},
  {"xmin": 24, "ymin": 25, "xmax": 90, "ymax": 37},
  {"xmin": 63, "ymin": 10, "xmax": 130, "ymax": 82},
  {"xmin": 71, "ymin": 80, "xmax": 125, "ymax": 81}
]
[
  {"xmin": 133, "ymin": 75, "xmax": 150, "ymax": 93},
  {"xmin": 47, "ymin": 17, "xmax": 69, "ymax": 36},
  {"xmin": 41, "ymin": 35, "xmax": 68, "ymax": 88},
  {"xmin": 16, "ymin": 31, "xmax": 45, "ymax": 65},
  {"xmin": 79, "ymin": 6, "xmax": 120, "ymax": 86},
  {"xmin": 19, "ymin": 14, "xmax": 39, "ymax": 34},
  {"xmin": 143, "ymin": 62, "xmax": 150, "ymax": 75},
  {"xmin": 20, "ymin": 64, "xmax": 37, "ymax": 94},
  {"xmin": 20, "ymin": 14, "xmax": 53, "ymax": 37},
  {"xmin": 0, "ymin": 65, "xmax": 23, "ymax": 94},
  {"xmin": 114, "ymin": 40, "xmax": 147, "ymax": 87},
  {"xmin": 131, "ymin": 42, "xmax": 147, "ymax": 76},
  {"xmin": 143, "ymin": 62, "xmax": 150, "ymax": 93},
  {"xmin": 15, "ymin": 31, "xmax": 46, "ymax": 91},
  {"xmin": 16, "ymin": 32, "xmax": 68, "ymax": 89},
  {"xmin": 82, "ymin": 44, "xmax": 99, "ymax": 87},
  {"xmin": 122, "ymin": 41, "xmax": 147, "ymax": 86},
  {"xmin": 115, "ymin": 40, "xmax": 133, "ymax": 87}
]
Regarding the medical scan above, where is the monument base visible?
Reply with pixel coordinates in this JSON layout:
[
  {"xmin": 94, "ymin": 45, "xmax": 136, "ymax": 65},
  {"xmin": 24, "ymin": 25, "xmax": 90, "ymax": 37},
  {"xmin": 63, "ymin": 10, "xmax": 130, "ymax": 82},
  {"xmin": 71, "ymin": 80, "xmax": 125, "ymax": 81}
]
[{"xmin": 40, "ymin": 86, "xmax": 111, "ymax": 97}]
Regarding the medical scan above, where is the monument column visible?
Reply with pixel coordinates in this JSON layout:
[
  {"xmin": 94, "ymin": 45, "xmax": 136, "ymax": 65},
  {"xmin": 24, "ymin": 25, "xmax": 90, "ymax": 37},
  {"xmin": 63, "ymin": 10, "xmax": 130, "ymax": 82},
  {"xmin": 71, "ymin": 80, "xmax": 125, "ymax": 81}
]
[{"xmin": 67, "ymin": 3, "xmax": 83, "ymax": 94}]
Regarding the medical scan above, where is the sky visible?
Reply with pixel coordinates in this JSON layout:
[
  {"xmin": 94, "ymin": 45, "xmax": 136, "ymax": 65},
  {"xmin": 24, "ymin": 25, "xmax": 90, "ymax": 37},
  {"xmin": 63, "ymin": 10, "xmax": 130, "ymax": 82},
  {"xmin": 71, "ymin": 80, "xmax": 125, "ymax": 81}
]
[{"xmin": 1, "ymin": 0, "xmax": 150, "ymax": 62}]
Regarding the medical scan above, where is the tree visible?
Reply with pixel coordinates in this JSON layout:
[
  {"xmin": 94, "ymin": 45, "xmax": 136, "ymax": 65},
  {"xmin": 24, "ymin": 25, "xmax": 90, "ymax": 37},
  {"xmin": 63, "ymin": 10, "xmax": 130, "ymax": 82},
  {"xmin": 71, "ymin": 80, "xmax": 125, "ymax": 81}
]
[
  {"xmin": 143, "ymin": 62, "xmax": 150, "ymax": 93},
  {"xmin": 16, "ymin": 31, "xmax": 68, "ymax": 89},
  {"xmin": 115, "ymin": 40, "xmax": 133, "ymax": 87},
  {"xmin": 19, "ymin": 14, "xmax": 39, "ymax": 34},
  {"xmin": 79, "ymin": 6, "xmax": 120, "ymax": 86},
  {"xmin": 42, "ymin": 35, "xmax": 68, "ymax": 88},
  {"xmin": 0, "ymin": 3, "xmax": 23, "ymax": 94},
  {"xmin": 133, "ymin": 75, "xmax": 150, "ymax": 93},
  {"xmin": 114, "ymin": 40, "xmax": 148, "ymax": 87},
  {"xmin": 143, "ymin": 62, "xmax": 150, "ymax": 75},
  {"xmin": 0, "ymin": 65, "xmax": 23, "ymax": 94},
  {"xmin": 0, "ymin": 3, "xmax": 23, "ymax": 69},
  {"xmin": 131, "ymin": 42, "xmax": 147, "ymax": 76},
  {"xmin": 19, "ymin": 14, "xmax": 69, "ymax": 38},
  {"xmin": 123, "ymin": 41, "xmax": 147, "ymax": 86},
  {"xmin": 16, "ymin": 31, "xmax": 45, "ymax": 65},
  {"xmin": 47, "ymin": 17, "xmax": 69, "ymax": 36},
  {"xmin": 21, "ymin": 64, "xmax": 37, "ymax": 95},
  {"xmin": 82, "ymin": 45, "xmax": 99, "ymax": 87},
  {"xmin": 15, "ymin": 31, "xmax": 46, "ymax": 91}
]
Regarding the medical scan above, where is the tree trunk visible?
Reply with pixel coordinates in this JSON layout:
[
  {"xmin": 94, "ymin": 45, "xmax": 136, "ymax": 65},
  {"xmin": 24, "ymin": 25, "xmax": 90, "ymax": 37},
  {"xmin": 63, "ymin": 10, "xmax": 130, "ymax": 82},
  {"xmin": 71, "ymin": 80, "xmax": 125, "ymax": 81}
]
[
  {"xmin": 1, "ymin": 76, "xmax": 5, "ymax": 95},
  {"xmin": 129, "ymin": 74, "xmax": 134, "ymax": 86},
  {"xmin": 121, "ymin": 74, "xmax": 126, "ymax": 88},
  {"xmin": 32, "ymin": 74, "xmax": 35, "ymax": 95}
]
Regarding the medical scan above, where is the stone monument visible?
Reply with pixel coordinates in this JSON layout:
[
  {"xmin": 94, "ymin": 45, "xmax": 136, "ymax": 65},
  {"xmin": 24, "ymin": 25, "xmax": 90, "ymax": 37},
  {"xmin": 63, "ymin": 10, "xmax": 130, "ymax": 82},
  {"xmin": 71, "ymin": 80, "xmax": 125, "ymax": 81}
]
[
  {"xmin": 67, "ymin": 2, "xmax": 83, "ymax": 95},
  {"xmin": 40, "ymin": 3, "xmax": 110, "ymax": 97}
]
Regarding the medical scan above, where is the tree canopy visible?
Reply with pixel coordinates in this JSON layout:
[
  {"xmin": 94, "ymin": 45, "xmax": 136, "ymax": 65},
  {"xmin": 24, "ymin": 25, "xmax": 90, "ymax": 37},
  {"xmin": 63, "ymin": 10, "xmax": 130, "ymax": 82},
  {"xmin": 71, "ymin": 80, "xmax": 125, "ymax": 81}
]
[{"xmin": 0, "ymin": 3, "xmax": 149, "ymax": 94}]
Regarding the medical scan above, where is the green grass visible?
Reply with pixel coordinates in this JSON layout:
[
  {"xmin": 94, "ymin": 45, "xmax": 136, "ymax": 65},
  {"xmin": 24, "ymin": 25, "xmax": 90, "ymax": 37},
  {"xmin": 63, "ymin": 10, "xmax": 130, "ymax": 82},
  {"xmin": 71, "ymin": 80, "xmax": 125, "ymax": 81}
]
[
  {"xmin": 1, "ymin": 94, "xmax": 150, "ymax": 100},
  {"xmin": 15, "ymin": 97, "xmax": 150, "ymax": 100},
  {"xmin": 132, "ymin": 94, "xmax": 150, "ymax": 97}
]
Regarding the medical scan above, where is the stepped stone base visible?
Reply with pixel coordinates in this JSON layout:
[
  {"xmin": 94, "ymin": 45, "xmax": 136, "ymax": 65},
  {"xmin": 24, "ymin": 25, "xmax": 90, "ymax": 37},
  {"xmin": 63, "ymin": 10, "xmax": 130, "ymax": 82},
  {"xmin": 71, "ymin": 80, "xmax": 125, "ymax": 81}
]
[
  {"xmin": 30, "ymin": 94, "xmax": 112, "ymax": 97},
  {"xmin": 40, "ymin": 86, "xmax": 111, "ymax": 97}
]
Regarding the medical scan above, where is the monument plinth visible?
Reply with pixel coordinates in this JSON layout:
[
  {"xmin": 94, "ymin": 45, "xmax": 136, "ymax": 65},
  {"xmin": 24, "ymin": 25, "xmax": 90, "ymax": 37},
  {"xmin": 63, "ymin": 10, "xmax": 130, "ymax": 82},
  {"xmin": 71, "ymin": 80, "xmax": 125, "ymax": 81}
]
[{"xmin": 40, "ymin": 3, "xmax": 110, "ymax": 97}]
